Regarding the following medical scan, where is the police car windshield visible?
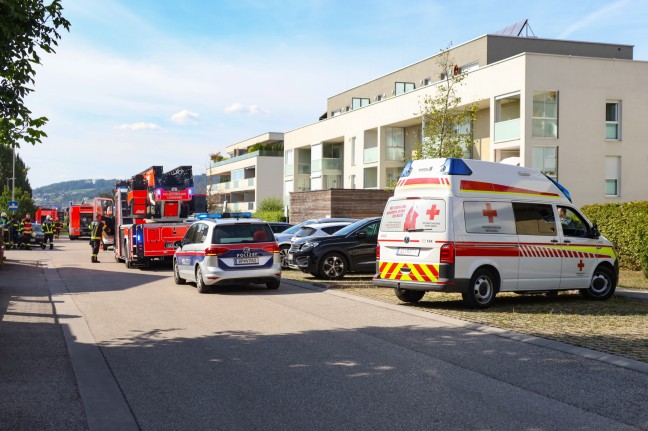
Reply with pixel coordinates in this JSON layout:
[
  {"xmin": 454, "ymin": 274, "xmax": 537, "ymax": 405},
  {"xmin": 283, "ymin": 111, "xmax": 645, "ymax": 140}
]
[{"xmin": 211, "ymin": 224, "xmax": 274, "ymax": 244}]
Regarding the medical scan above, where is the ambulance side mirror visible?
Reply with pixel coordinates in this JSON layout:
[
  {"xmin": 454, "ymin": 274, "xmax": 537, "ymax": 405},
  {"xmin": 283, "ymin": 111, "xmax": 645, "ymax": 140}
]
[{"xmin": 589, "ymin": 224, "xmax": 601, "ymax": 239}]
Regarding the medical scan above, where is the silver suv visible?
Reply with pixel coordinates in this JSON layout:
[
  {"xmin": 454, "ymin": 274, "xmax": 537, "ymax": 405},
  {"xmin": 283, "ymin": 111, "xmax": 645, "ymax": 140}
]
[{"xmin": 173, "ymin": 215, "xmax": 281, "ymax": 293}]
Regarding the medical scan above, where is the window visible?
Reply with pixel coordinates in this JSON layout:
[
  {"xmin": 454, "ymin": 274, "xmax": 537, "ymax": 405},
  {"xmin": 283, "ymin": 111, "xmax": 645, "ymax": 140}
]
[
  {"xmin": 352, "ymin": 98, "xmax": 370, "ymax": 110},
  {"xmin": 464, "ymin": 201, "xmax": 516, "ymax": 234},
  {"xmin": 557, "ymin": 206, "xmax": 589, "ymax": 238},
  {"xmin": 350, "ymin": 137, "xmax": 356, "ymax": 166},
  {"xmin": 459, "ymin": 62, "xmax": 479, "ymax": 73},
  {"xmin": 605, "ymin": 156, "xmax": 621, "ymax": 197},
  {"xmin": 421, "ymin": 77, "xmax": 432, "ymax": 86},
  {"xmin": 531, "ymin": 147, "xmax": 558, "ymax": 179},
  {"xmin": 284, "ymin": 149, "xmax": 293, "ymax": 177},
  {"xmin": 394, "ymin": 82, "xmax": 415, "ymax": 96},
  {"xmin": 386, "ymin": 127, "xmax": 405, "ymax": 161},
  {"xmin": 606, "ymin": 102, "xmax": 621, "ymax": 140},
  {"xmin": 212, "ymin": 223, "xmax": 274, "ymax": 244},
  {"xmin": 311, "ymin": 143, "xmax": 322, "ymax": 173},
  {"xmin": 512, "ymin": 203, "xmax": 556, "ymax": 236},
  {"xmin": 532, "ymin": 91, "xmax": 558, "ymax": 138},
  {"xmin": 364, "ymin": 167, "xmax": 377, "ymax": 188}
]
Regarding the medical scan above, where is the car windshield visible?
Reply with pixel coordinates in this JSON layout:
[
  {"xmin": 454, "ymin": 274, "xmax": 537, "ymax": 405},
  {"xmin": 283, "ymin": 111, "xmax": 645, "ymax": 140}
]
[
  {"xmin": 32, "ymin": 224, "xmax": 43, "ymax": 233},
  {"xmin": 211, "ymin": 223, "xmax": 274, "ymax": 244},
  {"xmin": 282, "ymin": 222, "xmax": 308, "ymax": 235},
  {"xmin": 332, "ymin": 219, "xmax": 368, "ymax": 236}
]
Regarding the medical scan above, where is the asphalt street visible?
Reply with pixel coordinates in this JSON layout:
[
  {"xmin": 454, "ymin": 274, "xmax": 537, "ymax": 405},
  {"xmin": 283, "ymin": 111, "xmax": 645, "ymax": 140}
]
[{"xmin": 1, "ymin": 239, "xmax": 647, "ymax": 431}]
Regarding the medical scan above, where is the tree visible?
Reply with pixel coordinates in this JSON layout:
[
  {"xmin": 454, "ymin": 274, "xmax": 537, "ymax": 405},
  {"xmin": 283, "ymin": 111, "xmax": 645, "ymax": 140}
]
[
  {"xmin": 0, "ymin": 185, "xmax": 36, "ymax": 219},
  {"xmin": 0, "ymin": 145, "xmax": 32, "ymax": 195},
  {"xmin": 0, "ymin": 0, "xmax": 70, "ymax": 149},
  {"xmin": 415, "ymin": 43, "xmax": 477, "ymax": 159}
]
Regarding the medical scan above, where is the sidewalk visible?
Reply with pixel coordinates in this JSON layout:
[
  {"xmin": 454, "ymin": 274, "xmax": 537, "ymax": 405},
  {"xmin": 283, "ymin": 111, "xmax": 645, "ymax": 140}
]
[{"xmin": 0, "ymin": 253, "xmax": 88, "ymax": 431}]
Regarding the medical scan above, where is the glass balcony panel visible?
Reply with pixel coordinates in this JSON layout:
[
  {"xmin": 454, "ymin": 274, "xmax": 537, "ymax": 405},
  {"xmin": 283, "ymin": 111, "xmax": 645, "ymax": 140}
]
[
  {"xmin": 322, "ymin": 158, "xmax": 342, "ymax": 171},
  {"xmin": 494, "ymin": 118, "xmax": 520, "ymax": 142},
  {"xmin": 364, "ymin": 147, "xmax": 379, "ymax": 163},
  {"xmin": 386, "ymin": 147, "xmax": 404, "ymax": 161},
  {"xmin": 532, "ymin": 119, "xmax": 558, "ymax": 138},
  {"xmin": 312, "ymin": 159, "xmax": 322, "ymax": 172},
  {"xmin": 298, "ymin": 163, "xmax": 311, "ymax": 174}
]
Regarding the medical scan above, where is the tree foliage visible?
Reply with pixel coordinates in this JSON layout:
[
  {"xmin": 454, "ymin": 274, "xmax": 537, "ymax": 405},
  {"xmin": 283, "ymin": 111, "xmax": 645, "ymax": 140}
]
[
  {"xmin": 0, "ymin": 0, "xmax": 70, "ymax": 148},
  {"xmin": 0, "ymin": 144, "xmax": 32, "ymax": 195},
  {"xmin": 0, "ymin": 185, "xmax": 36, "ymax": 218},
  {"xmin": 415, "ymin": 44, "xmax": 477, "ymax": 159}
]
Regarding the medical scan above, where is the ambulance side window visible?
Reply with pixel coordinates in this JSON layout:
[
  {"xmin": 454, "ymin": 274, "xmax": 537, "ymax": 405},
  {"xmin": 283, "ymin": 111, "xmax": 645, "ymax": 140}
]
[
  {"xmin": 557, "ymin": 206, "xmax": 589, "ymax": 238},
  {"xmin": 512, "ymin": 203, "xmax": 556, "ymax": 236}
]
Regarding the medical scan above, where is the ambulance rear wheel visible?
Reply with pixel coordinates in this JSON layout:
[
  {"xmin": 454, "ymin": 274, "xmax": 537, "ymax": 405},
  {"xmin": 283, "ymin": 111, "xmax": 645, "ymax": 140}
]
[
  {"xmin": 580, "ymin": 265, "xmax": 616, "ymax": 300},
  {"xmin": 395, "ymin": 287, "xmax": 425, "ymax": 303},
  {"xmin": 463, "ymin": 268, "xmax": 498, "ymax": 309}
]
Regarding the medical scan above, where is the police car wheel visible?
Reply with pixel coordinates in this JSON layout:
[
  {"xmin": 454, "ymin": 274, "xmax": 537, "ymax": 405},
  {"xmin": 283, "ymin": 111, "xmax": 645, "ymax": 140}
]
[
  {"xmin": 318, "ymin": 252, "xmax": 347, "ymax": 280},
  {"xmin": 463, "ymin": 268, "xmax": 498, "ymax": 309},
  {"xmin": 394, "ymin": 288, "xmax": 425, "ymax": 303},
  {"xmin": 266, "ymin": 279, "xmax": 280, "ymax": 290},
  {"xmin": 580, "ymin": 265, "xmax": 616, "ymax": 300},
  {"xmin": 196, "ymin": 267, "xmax": 209, "ymax": 293},
  {"xmin": 173, "ymin": 259, "xmax": 186, "ymax": 285}
]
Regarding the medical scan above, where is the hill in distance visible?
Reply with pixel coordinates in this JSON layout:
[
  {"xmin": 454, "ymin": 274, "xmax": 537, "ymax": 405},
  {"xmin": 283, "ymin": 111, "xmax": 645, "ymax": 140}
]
[{"xmin": 33, "ymin": 174, "xmax": 208, "ymax": 208}]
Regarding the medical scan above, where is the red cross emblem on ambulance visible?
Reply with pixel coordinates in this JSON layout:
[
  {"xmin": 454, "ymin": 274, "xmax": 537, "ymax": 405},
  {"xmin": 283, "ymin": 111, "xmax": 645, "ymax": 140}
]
[
  {"xmin": 482, "ymin": 203, "xmax": 497, "ymax": 223},
  {"xmin": 426, "ymin": 204, "xmax": 440, "ymax": 221},
  {"xmin": 577, "ymin": 259, "xmax": 585, "ymax": 272}
]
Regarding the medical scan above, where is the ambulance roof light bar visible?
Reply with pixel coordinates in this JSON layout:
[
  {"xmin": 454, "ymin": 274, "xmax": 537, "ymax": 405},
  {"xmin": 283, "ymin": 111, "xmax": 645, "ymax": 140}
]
[{"xmin": 545, "ymin": 175, "xmax": 573, "ymax": 202}]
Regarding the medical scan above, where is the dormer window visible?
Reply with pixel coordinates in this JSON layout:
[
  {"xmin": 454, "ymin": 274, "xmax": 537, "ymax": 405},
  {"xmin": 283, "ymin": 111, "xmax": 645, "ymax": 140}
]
[
  {"xmin": 395, "ymin": 82, "xmax": 415, "ymax": 95},
  {"xmin": 352, "ymin": 98, "xmax": 370, "ymax": 110}
]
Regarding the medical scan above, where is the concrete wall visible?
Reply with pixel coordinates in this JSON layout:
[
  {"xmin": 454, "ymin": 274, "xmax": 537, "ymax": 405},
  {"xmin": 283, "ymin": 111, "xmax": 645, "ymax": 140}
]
[{"xmin": 289, "ymin": 189, "xmax": 393, "ymax": 223}]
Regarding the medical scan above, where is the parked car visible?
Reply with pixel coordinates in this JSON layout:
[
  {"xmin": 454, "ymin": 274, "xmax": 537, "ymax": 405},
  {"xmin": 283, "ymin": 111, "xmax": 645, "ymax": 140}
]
[
  {"xmin": 30, "ymin": 223, "xmax": 45, "ymax": 245},
  {"xmin": 173, "ymin": 215, "xmax": 281, "ymax": 293},
  {"xmin": 267, "ymin": 222, "xmax": 293, "ymax": 234},
  {"xmin": 287, "ymin": 217, "xmax": 381, "ymax": 279},
  {"xmin": 289, "ymin": 221, "xmax": 353, "ymax": 244},
  {"xmin": 275, "ymin": 218, "xmax": 358, "ymax": 268}
]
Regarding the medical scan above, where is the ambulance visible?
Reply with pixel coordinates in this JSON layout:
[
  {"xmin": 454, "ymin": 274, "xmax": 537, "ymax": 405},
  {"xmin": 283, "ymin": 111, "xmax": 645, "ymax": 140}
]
[{"xmin": 372, "ymin": 158, "xmax": 618, "ymax": 309}]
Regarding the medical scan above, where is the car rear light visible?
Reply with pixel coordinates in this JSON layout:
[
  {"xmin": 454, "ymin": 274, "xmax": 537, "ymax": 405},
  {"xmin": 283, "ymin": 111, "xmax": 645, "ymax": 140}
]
[
  {"xmin": 205, "ymin": 246, "xmax": 229, "ymax": 256},
  {"xmin": 440, "ymin": 243, "xmax": 455, "ymax": 264},
  {"xmin": 262, "ymin": 243, "xmax": 279, "ymax": 253},
  {"xmin": 376, "ymin": 242, "xmax": 381, "ymax": 260}
]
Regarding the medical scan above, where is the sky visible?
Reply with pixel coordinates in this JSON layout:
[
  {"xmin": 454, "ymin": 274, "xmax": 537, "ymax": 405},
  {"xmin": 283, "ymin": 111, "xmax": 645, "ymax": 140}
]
[{"xmin": 20, "ymin": 0, "xmax": 648, "ymax": 188}]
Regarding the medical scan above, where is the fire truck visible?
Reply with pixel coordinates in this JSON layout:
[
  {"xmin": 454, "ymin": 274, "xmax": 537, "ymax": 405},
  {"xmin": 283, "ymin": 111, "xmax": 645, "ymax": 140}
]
[
  {"xmin": 35, "ymin": 207, "xmax": 60, "ymax": 223},
  {"xmin": 68, "ymin": 204, "xmax": 94, "ymax": 239},
  {"xmin": 113, "ymin": 166, "xmax": 194, "ymax": 268}
]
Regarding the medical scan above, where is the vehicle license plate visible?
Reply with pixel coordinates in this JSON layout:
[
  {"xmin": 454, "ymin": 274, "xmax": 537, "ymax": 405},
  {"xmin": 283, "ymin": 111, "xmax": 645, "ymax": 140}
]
[
  {"xmin": 235, "ymin": 258, "xmax": 259, "ymax": 265},
  {"xmin": 397, "ymin": 247, "xmax": 420, "ymax": 257},
  {"xmin": 164, "ymin": 242, "xmax": 173, "ymax": 248}
]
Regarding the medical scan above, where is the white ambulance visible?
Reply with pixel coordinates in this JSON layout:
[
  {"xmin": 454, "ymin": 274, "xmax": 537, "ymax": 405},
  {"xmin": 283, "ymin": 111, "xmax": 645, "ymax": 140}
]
[{"xmin": 372, "ymin": 158, "xmax": 618, "ymax": 309}]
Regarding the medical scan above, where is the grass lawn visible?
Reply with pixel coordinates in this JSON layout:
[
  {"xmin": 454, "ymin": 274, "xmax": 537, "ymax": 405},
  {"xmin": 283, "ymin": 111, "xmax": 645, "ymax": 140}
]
[{"xmin": 619, "ymin": 270, "xmax": 648, "ymax": 290}]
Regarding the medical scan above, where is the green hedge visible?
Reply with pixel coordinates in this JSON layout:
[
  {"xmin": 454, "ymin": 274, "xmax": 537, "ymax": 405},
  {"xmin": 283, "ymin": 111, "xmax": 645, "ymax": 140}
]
[
  {"xmin": 581, "ymin": 201, "xmax": 648, "ymax": 271},
  {"xmin": 253, "ymin": 210, "xmax": 286, "ymax": 222}
]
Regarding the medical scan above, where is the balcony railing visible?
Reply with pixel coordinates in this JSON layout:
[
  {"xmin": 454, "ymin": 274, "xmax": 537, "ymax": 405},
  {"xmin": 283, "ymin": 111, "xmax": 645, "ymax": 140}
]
[
  {"xmin": 211, "ymin": 177, "xmax": 255, "ymax": 192},
  {"xmin": 229, "ymin": 202, "xmax": 256, "ymax": 212},
  {"xmin": 209, "ymin": 150, "xmax": 284, "ymax": 170},
  {"xmin": 494, "ymin": 118, "xmax": 520, "ymax": 142},
  {"xmin": 364, "ymin": 147, "xmax": 379, "ymax": 163}
]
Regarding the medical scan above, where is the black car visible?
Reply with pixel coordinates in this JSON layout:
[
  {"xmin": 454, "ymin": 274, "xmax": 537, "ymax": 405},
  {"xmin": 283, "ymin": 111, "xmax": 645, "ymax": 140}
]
[
  {"xmin": 287, "ymin": 217, "xmax": 380, "ymax": 279},
  {"xmin": 267, "ymin": 222, "xmax": 293, "ymax": 234}
]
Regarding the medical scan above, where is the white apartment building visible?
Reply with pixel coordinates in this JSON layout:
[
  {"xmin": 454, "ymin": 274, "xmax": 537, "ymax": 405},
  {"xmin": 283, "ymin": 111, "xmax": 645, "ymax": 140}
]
[
  {"xmin": 282, "ymin": 31, "xmax": 648, "ymax": 208},
  {"xmin": 206, "ymin": 132, "xmax": 284, "ymax": 212}
]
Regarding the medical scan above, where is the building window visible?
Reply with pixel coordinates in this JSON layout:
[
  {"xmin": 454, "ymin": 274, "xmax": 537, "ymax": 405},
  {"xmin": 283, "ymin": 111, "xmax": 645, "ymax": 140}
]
[
  {"xmin": 421, "ymin": 77, "xmax": 432, "ymax": 86},
  {"xmin": 284, "ymin": 149, "xmax": 293, "ymax": 177},
  {"xmin": 606, "ymin": 102, "xmax": 621, "ymax": 140},
  {"xmin": 311, "ymin": 143, "xmax": 322, "ymax": 173},
  {"xmin": 350, "ymin": 137, "xmax": 356, "ymax": 166},
  {"xmin": 532, "ymin": 91, "xmax": 558, "ymax": 138},
  {"xmin": 605, "ymin": 156, "xmax": 621, "ymax": 197},
  {"xmin": 459, "ymin": 62, "xmax": 479, "ymax": 73},
  {"xmin": 364, "ymin": 167, "xmax": 378, "ymax": 188},
  {"xmin": 352, "ymin": 98, "xmax": 370, "ymax": 110},
  {"xmin": 531, "ymin": 147, "xmax": 558, "ymax": 179},
  {"xmin": 350, "ymin": 174, "xmax": 356, "ymax": 189},
  {"xmin": 394, "ymin": 82, "xmax": 415, "ymax": 96},
  {"xmin": 386, "ymin": 127, "xmax": 405, "ymax": 161},
  {"xmin": 385, "ymin": 167, "xmax": 403, "ymax": 188}
]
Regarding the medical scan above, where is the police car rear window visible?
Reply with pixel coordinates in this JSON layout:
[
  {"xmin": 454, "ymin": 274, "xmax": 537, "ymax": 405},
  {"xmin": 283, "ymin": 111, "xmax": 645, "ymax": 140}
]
[{"xmin": 211, "ymin": 224, "xmax": 274, "ymax": 244}]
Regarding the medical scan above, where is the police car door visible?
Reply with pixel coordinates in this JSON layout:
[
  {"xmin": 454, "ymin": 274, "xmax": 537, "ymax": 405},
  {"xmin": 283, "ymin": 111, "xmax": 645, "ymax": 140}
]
[
  {"xmin": 557, "ymin": 206, "xmax": 597, "ymax": 289},
  {"xmin": 512, "ymin": 202, "xmax": 562, "ymax": 291},
  {"xmin": 177, "ymin": 223, "xmax": 201, "ymax": 279}
]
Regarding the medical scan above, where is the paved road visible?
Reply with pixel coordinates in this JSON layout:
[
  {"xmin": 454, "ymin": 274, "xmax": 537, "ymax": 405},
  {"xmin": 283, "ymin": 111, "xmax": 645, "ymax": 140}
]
[{"xmin": 2, "ymin": 240, "xmax": 648, "ymax": 430}]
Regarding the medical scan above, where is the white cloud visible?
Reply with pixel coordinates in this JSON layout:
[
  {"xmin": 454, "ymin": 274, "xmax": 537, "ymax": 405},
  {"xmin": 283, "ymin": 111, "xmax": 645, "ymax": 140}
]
[
  {"xmin": 114, "ymin": 122, "xmax": 161, "ymax": 130},
  {"xmin": 170, "ymin": 109, "xmax": 200, "ymax": 125},
  {"xmin": 224, "ymin": 102, "xmax": 268, "ymax": 115}
]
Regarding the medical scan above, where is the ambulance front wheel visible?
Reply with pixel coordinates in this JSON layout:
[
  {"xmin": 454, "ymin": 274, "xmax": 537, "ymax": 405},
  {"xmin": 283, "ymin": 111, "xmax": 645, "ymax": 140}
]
[
  {"xmin": 463, "ymin": 268, "xmax": 498, "ymax": 309},
  {"xmin": 580, "ymin": 265, "xmax": 616, "ymax": 300},
  {"xmin": 395, "ymin": 287, "xmax": 425, "ymax": 303}
]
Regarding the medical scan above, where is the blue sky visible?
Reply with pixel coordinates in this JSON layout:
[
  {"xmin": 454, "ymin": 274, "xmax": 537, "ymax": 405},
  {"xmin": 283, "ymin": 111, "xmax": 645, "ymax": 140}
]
[{"xmin": 21, "ymin": 0, "xmax": 648, "ymax": 188}]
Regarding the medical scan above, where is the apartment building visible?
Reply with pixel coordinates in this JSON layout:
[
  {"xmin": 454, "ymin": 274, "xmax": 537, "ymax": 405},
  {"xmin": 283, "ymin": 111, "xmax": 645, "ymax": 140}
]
[
  {"xmin": 282, "ymin": 30, "xmax": 648, "ymax": 208},
  {"xmin": 206, "ymin": 132, "xmax": 284, "ymax": 212}
]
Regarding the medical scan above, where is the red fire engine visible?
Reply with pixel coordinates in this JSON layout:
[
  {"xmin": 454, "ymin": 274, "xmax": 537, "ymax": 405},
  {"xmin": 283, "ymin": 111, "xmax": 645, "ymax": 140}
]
[
  {"xmin": 68, "ymin": 204, "xmax": 94, "ymax": 239},
  {"xmin": 113, "ymin": 166, "xmax": 194, "ymax": 268},
  {"xmin": 35, "ymin": 207, "xmax": 60, "ymax": 223}
]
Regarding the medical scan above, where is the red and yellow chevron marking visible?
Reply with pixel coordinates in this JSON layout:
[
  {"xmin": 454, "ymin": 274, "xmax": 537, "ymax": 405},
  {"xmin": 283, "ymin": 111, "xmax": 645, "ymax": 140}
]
[
  {"xmin": 397, "ymin": 177, "xmax": 451, "ymax": 188},
  {"xmin": 378, "ymin": 261, "xmax": 440, "ymax": 282}
]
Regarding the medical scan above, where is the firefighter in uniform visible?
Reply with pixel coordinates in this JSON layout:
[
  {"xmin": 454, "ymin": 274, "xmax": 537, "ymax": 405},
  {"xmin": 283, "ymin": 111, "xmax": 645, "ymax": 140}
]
[
  {"xmin": 20, "ymin": 213, "xmax": 33, "ymax": 250},
  {"xmin": 0, "ymin": 212, "xmax": 8, "ymax": 248},
  {"xmin": 9, "ymin": 215, "xmax": 20, "ymax": 249},
  {"xmin": 90, "ymin": 214, "xmax": 105, "ymax": 263},
  {"xmin": 42, "ymin": 215, "xmax": 55, "ymax": 250},
  {"xmin": 54, "ymin": 219, "xmax": 63, "ymax": 239}
]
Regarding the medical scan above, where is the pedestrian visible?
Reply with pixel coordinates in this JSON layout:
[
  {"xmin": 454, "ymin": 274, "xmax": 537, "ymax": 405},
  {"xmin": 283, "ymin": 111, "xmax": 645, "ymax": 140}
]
[
  {"xmin": 20, "ymin": 213, "xmax": 33, "ymax": 250},
  {"xmin": 9, "ymin": 215, "xmax": 20, "ymax": 249},
  {"xmin": 42, "ymin": 215, "xmax": 55, "ymax": 250},
  {"xmin": 89, "ymin": 214, "xmax": 105, "ymax": 263}
]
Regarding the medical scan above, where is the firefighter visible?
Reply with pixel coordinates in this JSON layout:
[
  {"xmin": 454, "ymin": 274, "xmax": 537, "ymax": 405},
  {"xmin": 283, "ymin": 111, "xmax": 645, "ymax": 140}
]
[
  {"xmin": 54, "ymin": 219, "xmax": 63, "ymax": 239},
  {"xmin": 9, "ymin": 215, "xmax": 20, "ymax": 249},
  {"xmin": 42, "ymin": 215, "xmax": 55, "ymax": 250},
  {"xmin": 0, "ymin": 212, "xmax": 8, "ymax": 248},
  {"xmin": 20, "ymin": 213, "xmax": 33, "ymax": 250},
  {"xmin": 89, "ymin": 214, "xmax": 105, "ymax": 263}
]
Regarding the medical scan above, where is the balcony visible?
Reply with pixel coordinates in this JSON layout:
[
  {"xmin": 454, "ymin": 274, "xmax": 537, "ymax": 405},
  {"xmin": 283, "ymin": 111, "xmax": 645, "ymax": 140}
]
[
  {"xmin": 210, "ymin": 177, "xmax": 255, "ymax": 193},
  {"xmin": 209, "ymin": 150, "xmax": 284, "ymax": 170},
  {"xmin": 229, "ymin": 202, "xmax": 256, "ymax": 212},
  {"xmin": 494, "ymin": 118, "xmax": 520, "ymax": 143},
  {"xmin": 364, "ymin": 147, "xmax": 379, "ymax": 164}
]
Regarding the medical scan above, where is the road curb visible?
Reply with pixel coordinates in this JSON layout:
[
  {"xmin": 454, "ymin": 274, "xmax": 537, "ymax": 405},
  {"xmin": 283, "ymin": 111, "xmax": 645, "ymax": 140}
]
[
  {"xmin": 45, "ymin": 260, "xmax": 140, "ymax": 431},
  {"xmin": 282, "ymin": 279, "xmax": 648, "ymax": 375}
]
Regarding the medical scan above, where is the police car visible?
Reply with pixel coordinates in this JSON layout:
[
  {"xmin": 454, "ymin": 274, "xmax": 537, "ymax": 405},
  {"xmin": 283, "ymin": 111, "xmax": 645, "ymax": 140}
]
[{"xmin": 173, "ymin": 213, "xmax": 281, "ymax": 293}]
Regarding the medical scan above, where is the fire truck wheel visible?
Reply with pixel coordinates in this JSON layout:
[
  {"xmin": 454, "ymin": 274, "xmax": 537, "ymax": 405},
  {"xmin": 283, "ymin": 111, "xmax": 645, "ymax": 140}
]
[
  {"xmin": 196, "ymin": 267, "xmax": 209, "ymax": 293},
  {"xmin": 580, "ymin": 265, "xmax": 616, "ymax": 300},
  {"xmin": 394, "ymin": 287, "xmax": 425, "ymax": 303},
  {"xmin": 173, "ymin": 260, "xmax": 186, "ymax": 285},
  {"xmin": 463, "ymin": 268, "xmax": 498, "ymax": 309}
]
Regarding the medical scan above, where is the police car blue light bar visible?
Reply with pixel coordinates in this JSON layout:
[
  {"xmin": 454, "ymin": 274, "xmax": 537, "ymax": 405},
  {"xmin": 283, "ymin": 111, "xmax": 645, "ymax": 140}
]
[{"xmin": 194, "ymin": 212, "xmax": 253, "ymax": 219}]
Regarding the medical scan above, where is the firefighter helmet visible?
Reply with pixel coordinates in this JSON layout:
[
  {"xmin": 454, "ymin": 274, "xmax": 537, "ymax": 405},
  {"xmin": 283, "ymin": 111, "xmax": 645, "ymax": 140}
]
[
  {"xmin": 1, "ymin": 212, "xmax": 6, "ymax": 217},
  {"xmin": 46, "ymin": 215, "xmax": 52, "ymax": 220}
]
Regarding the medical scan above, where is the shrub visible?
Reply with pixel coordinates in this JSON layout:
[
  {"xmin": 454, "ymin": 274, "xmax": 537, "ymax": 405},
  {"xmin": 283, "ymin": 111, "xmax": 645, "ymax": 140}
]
[
  {"xmin": 257, "ymin": 197, "xmax": 284, "ymax": 212},
  {"xmin": 581, "ymin": 201, "xmax": 648, "ymax": 271},
  {"xmin": 253, "ymin": 210, "xmax": 285, "ymax": 222}
]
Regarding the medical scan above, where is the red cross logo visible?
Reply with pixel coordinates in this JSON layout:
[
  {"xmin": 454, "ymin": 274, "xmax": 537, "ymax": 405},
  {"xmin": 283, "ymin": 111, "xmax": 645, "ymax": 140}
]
[
  {"xmin": 403, "ymin": 206, "xmax": 419, "ymax": 231},
  {"xmin": 426, "ymin": 204, "xmax": 440, "ymax": 221},
  {"xmin": 577, "ymin": 260, "xmax": 584, "ymax": 271},
  {"xmin": 482, "ymin": 203, "xmax": 498, "ymax": 223}
]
